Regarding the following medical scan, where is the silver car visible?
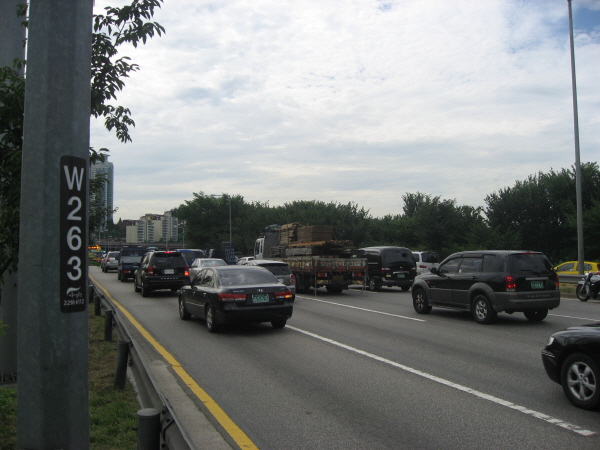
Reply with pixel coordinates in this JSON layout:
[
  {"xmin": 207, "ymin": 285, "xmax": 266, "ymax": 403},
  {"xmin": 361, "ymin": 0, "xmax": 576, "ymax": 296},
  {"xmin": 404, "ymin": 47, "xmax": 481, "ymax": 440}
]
[
  {"xmin": 101, "ymin": 251, "xmax": 119, "ymax": 273},
  {"xmin": 243, "ymin": 259, "xmax": 296, "ymax": 300},
  {"xmin": 189, "ymin": 258, "xmax": 227, "ymax": 282}
]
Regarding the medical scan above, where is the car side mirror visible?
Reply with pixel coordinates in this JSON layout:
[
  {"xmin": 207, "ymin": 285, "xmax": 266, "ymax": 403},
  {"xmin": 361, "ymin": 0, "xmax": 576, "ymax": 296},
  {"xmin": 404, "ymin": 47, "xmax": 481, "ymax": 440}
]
[{"xmin": 430, "ymin": 267, "xmax": 439, "ymax": 275}]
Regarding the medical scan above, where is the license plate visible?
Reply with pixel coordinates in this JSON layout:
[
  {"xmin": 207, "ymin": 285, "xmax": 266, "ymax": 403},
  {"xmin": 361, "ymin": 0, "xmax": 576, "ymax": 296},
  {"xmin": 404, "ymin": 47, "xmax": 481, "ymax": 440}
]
[
  {"xmin": 395, "ymin": 273, "xmax": 405, "ymax": 279},
  {"xmin": 531, "ymin": 280, "xmax": 544, "ymax": 289},
  {"xmin": 164, "ymin": 269, "xmax": 174, "ymax": 275},
  {"xmin": 252, "ymin": 294, "xmax": 269, "ymax": 303},
  {"xmin": 333, "ymin": 275, "xmax": 344, "ymax": 282}
]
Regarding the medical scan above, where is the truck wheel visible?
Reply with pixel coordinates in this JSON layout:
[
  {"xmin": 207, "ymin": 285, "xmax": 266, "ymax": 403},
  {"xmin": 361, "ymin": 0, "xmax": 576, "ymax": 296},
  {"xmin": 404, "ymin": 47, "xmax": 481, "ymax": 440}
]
[
  {"xmin": 117, "ymin": 271, "xmax": 121, "ymax": 281},
  {"xmin": 401, "ymin": 285, "xmax": 410, "ymax": 292}
]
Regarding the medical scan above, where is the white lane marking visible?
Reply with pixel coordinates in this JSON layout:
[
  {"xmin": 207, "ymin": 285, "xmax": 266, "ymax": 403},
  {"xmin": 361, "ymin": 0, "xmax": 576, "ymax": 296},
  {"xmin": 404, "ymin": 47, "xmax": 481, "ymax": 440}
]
[
  {"xmin": 296, "ymin": 296, "xmax": 425, "ymax": 322},
  {"xmin": 549, "ymin": 313, "xmax": 600, "ymax": 322},
  {"xmin": 288, "ymin": 326, "xmax": 597, "ymax": 437}
]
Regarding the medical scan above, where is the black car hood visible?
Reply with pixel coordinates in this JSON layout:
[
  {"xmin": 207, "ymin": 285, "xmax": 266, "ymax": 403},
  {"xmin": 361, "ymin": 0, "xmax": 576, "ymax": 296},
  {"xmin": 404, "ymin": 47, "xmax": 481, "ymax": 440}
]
[{"xmin": 563, "ymin": 322, "xmax": 600, "ymax": 332}]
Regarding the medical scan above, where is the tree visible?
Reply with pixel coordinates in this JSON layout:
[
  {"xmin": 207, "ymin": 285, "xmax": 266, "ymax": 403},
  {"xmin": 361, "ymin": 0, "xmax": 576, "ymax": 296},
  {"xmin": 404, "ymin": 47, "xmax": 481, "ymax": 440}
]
[{"xmin": 0, "ymin": 0, "xmax": 165, "ymax": 280}]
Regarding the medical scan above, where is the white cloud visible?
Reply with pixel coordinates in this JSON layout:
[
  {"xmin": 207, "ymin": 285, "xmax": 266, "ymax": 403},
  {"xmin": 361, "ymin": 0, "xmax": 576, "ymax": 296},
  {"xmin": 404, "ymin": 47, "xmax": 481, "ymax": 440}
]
[{"xmin": 91, "ymin": 0, "xmax": 600, "ymax": 221}]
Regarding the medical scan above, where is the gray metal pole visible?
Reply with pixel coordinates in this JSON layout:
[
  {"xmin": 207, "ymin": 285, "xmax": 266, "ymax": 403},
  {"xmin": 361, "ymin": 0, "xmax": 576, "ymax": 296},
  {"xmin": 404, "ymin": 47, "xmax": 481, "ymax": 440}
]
[
  {"xmin": 17, "ymin": 0, "xmax": 93, "ymax": 448},
  {"xmin": 567, "ymin": 0, "xmax": 584, "ymax": 274},
  {"xmin": 0, "ymin": 0, "xmax": 26, "ymax": 387}
]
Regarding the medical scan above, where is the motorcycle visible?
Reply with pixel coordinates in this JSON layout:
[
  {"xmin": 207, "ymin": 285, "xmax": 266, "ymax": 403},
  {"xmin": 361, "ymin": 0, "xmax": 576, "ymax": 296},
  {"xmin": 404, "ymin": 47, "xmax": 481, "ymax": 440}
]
[{"xmin": 576, "ymin": 271, "xmax": 600, "ymax": 301}]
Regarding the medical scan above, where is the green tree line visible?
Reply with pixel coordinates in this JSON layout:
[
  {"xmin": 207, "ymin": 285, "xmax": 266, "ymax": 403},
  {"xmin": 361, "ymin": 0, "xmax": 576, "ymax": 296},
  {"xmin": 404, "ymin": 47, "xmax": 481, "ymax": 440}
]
[{"xmin": 176, "ymin": 162, "xmax": 600, "ymax": 265}]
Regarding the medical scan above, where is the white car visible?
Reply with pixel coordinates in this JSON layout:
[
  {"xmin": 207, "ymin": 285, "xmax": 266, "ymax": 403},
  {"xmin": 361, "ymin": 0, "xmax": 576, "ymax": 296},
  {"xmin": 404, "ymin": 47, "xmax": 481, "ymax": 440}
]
[
  {"xmin": 412, "ymin": 251, "xmax": 439, "ymax": 276},
  {"xmin": 189, "ymin": 258, "xmax": 227, "ymax": 281}
]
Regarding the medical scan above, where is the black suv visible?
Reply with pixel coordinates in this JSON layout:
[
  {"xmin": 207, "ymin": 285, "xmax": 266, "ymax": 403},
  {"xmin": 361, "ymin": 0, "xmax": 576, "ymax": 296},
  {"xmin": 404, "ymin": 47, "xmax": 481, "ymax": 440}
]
[
  {"xmin": 134, "ymin": 251, "xmax": 190, "ymax": 297},
  {"xmin": 411, "ymin": 250, "xmax": 560, "ymax": 324},
  {"xmin": 360, "ymin": 246, "xmax": 417, "ymax": 291}
]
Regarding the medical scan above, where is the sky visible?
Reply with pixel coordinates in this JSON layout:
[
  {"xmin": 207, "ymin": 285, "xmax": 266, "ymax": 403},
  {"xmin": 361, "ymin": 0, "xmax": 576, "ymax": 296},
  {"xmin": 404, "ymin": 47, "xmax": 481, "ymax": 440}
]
[{"xmin": 90, "ymin": 0, "xmax": 600, "ymax": 222}]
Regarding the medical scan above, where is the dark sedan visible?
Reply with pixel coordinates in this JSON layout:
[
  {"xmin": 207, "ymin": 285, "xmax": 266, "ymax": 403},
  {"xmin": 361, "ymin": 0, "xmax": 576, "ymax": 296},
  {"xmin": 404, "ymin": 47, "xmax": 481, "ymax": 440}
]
[
  {"xmin": 178, "ymin": 265, "xmax": 294, "ymax": 332},
  {"xmin": 541, "ymin": 323, "xmax": 600, "ymax": 410}
]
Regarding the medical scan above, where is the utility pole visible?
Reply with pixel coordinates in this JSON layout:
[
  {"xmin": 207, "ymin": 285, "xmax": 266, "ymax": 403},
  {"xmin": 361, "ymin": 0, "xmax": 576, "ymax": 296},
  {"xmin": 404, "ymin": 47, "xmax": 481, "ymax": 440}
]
[
  {"xmin": 17, "ymin": 0, "xmax": 93, "ymax": 448},
  {"xmin": 567, "ymin": 0, "xmax": 584, "ymax": 274}
]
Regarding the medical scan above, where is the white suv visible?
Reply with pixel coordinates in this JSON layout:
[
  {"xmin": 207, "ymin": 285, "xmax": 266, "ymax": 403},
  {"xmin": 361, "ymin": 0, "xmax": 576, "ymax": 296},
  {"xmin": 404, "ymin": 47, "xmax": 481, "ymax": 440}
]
[{"xmin": 412, "ymin": 251, "xmax": 439, "ymax": 276}]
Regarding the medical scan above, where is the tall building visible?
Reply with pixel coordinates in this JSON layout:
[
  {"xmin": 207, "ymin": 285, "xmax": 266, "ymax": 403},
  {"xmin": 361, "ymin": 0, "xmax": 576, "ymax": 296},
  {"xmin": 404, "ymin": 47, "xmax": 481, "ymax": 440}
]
[
  {"xmin": 125, "ymin": 212, "xmax": 179, "ymax": 244},
  {"xmin": 90, "ymin": 155, "xmax": 114, "ymax": 230}
]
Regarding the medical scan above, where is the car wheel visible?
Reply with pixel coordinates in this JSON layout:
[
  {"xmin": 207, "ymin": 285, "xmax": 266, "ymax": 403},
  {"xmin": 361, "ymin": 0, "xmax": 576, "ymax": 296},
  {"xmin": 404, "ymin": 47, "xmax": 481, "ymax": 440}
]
[
  {"xmin": 117, "ymin": 271, "xmax": 121, "ymax": 280},
  {"xmin": 205, "ymin": 304, "xmax": 219, "ymax": 333},
  {"xmin": 368, "ymin": 277, "xmax": 379, "ymax": 291},
  {"xmin": 524, "ymin": 308, "xmax": 548, "ymax": 322},
  {"xmin": 141, "ymin": 282, "xmax": 151, "ymax": 297},
  {"xmin": 412, "ymin": 288, "xmax": 432, "ymax": 314},
  {"xmin": 561, "ymin": 353, "xmax": 600, "ymax": 410},
  {"xmin": 401, "ymin": 285, "xmax": 410, "ymax": 292},
  {"xmin": 179, "ymin": 296, "xmax": 191, "ymax": 320},
  {"xmin": 271, "ymin": 319, "xmax": 287, "ymax": 329},
  {"xmin": 472, "ymin": 294, "xmax": 497, "ymax": 324},
  {"xmin": 134, "ymin": 277, "xmax": 141, "ymax": 292},
  {"xmin": 576, "ymin": 284, "xmax": 590, "ymax": 302},
  {"xmin": 120, "ymin": 273, "xmax": 127, "ymax": 282},
  {"xmin": 102, "ymin": 265, "xmax": 106, "ymax": 273}
]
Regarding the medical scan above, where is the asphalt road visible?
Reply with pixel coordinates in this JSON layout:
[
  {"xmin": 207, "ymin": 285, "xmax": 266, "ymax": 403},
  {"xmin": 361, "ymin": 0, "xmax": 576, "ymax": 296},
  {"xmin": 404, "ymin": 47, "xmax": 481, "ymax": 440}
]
[{"xmin": 91, "ymin": 266, "xmax": 600, "ymax": 450}]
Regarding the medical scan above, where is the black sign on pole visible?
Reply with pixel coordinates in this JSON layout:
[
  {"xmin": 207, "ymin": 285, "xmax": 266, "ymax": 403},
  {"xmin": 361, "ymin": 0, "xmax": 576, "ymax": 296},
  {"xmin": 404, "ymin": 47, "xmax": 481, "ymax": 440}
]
[{"xmin": 60, "ymin": 155, "xmax": 88, "ymax": 313}]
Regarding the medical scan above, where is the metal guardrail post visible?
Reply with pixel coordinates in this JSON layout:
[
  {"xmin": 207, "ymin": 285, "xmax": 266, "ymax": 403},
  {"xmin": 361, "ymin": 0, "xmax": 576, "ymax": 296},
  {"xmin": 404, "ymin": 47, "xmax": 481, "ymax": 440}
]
[
  {"xmin": 114, "ymin": 341, "xmax": 130, "ymax": 390},
  {"xmin": 137, "ymin": 408, "xmax": 161, "ymax": 450},
  {"xmin": 104, "ymin": 309, "xmax": 113, "ymax": 342},
  {"xmin": 94, "ymin": 291, "xmax": 102, "ymax": 316}
]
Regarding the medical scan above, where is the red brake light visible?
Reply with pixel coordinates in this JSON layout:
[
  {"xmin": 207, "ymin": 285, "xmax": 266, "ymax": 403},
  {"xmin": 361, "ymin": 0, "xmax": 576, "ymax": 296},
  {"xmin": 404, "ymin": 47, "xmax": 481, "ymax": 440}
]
[
  {"xmin": 218, "ymin": 293, "xmax": 246, "ymax": 302},
  {"xmin": 148, "ymin": 265, "xmax": 154, "ymax": 276},
  {"xmin": 505, "ymin": 275, "xmax": 516, "ymax": 292},
  {"xmin": 274, "ymin": 290, "xmax": 293, "ymax": 300},
  {"xmin": 290, "ymin": 274, "xmax": 296, "ymax": 286},
  {"xmin": 184, "ymin": 265, "xmax": 189, "ymax": 277}
]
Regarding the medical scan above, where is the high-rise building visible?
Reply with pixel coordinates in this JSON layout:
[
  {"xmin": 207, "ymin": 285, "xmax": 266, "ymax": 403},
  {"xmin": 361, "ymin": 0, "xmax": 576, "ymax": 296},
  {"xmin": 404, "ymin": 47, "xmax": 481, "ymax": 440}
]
[{"xmin": 90, "ymin": 155, "xmax": 114, "ymax": 230}]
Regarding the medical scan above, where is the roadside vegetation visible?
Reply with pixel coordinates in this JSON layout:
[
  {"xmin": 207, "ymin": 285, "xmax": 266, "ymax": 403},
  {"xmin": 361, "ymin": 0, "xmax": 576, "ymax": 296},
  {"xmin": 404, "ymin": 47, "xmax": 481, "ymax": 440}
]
[
  {"xmin": 0, "ymin": 306, "xmax": 140, "ymax": 450},
  {"xmin": 175, "ymin": 163, "xmax": 600, "ymax": 265}
]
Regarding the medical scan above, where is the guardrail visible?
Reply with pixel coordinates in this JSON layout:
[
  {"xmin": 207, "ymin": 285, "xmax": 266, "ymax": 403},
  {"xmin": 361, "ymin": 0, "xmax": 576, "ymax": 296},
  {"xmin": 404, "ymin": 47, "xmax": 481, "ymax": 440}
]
[
  {"xmin": 89, "ymin": 280, "xmax": 194, "ymax": 450},
  {"xmin": 558, "ymin": 274, "xmax": 583, "ymax": 285}
]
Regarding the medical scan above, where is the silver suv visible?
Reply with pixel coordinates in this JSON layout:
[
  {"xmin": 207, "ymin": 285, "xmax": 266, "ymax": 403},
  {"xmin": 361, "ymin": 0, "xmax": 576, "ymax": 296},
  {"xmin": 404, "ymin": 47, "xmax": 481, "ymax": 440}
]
[
  {"xmin": 411, "ymin": 250, "xmax": 560, "ymax": 324},
  {"xmin": 242, "ymin": 259, "xmax": 296, "ymax": 300},
  {"xmin": 101, "ymin": 251, "xmax": 119, "ymax": 273}
]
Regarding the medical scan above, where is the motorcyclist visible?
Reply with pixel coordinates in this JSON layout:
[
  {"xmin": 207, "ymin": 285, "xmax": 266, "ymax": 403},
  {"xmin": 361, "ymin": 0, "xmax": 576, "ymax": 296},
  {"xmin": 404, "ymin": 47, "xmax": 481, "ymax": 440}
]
[{"xmin": 590, "ymin": 270, "xmax": 600, "ymax": 299}]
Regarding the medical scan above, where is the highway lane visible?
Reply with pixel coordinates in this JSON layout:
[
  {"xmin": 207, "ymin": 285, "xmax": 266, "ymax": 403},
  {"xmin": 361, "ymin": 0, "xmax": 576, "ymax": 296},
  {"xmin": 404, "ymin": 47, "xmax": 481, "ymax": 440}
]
[{"xmin": 91, "ymin": 267, "xmax": 600, "ymax": 449}]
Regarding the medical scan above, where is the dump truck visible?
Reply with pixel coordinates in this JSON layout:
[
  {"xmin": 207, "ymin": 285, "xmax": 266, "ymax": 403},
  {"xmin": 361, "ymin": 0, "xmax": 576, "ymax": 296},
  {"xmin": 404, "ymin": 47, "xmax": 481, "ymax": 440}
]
[{"xmin": 253, "ymin": 223, "xmax": 367, "ymax": 293}]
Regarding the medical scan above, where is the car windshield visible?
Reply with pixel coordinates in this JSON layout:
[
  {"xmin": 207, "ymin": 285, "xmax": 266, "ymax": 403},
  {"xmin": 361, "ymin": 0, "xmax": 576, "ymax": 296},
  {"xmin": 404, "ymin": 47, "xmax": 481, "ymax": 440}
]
[
  {"xmin": 121, "ymin": 247, "xmax": 147, "ymax": 257},
  {"xmin": 508, "ymin": 253, "xmax": 552, "ymax": 276},
  {"xmin": 420, "ymin": 252, "xmax": 438, "ymax": 263},
  {"xmin": 258, "ymin": 264, "xmax": 291, "ymax": 276},
  {"xmin": 219, "ymin": 269, "xmax": 278, "ymax": 287}
]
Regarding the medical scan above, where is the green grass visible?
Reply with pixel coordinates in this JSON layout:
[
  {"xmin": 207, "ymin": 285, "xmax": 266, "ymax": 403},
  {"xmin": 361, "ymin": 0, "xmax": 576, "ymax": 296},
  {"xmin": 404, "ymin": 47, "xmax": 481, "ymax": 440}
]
[{"xmin": 0, "ymin": 306, "xmax": 140, "ymax": 450}]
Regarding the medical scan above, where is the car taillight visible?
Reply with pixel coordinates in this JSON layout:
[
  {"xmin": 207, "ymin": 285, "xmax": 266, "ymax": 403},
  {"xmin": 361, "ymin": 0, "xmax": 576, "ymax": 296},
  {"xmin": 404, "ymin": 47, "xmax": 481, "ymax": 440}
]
[
  {"xmin": 148, "ymin": 266, "xmax": 154, "ymax": 276},
  {"xmin": 218, "ymin": 293, "xmax": 246, "ymax": 302},
  {"xmin": 184, "ymin": 265, "xmax": 189, "ymax": 277},
  {"xmin": 353, "ymin": 272, "xmax": 363, "ymax": 277},
  {"xmin": 290, "ymin": 274, "xmax": 296, "ymax": 286},
  {"xmin": 274, "ymin": 290, "xmax": 293, "ymax": 300},
  {"xmin": 505, "ymin": 275, "xmax": 516, "ymax": 292},
  {"xmin": 317, "ymin": 272, "xmax": 328, "ymax": 278},
  {"xmin": 381, "ymin": 267, "xmax": 390, "ymax": 272}
]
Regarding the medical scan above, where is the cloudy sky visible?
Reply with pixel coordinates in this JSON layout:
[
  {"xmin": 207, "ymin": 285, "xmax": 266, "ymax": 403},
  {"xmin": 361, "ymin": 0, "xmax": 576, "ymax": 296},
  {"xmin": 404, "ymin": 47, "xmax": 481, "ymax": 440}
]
[{"xmin": 90, "ymin": 0, "xmax": 600, "ymax": 222}]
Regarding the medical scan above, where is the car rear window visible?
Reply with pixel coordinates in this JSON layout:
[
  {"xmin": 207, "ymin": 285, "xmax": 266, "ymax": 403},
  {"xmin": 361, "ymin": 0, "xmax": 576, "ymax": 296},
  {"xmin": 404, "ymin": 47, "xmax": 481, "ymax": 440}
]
[
  {"xmin": 420, "ymin": 252, "xmax": 438, "ymax": 263},
  {"xmin": 258, "ymin": 264, "xmax": 292, "ymax": 276},
  {"xmin": 108, "ymin": 252, "xmax": 119, "ymax": 258},
  {"xmin": 219, "ymin": 269, "xmax": 278, "ymax": 287},
  {"xmin": 179, "ymin": 251, "xmax": 195, "ymax": 264},
  {"xmin": 121, "ymin": 247, "xmax": 147, "ymax": 257},
  {"xmin": 381, "ymin": 248, "xmax": 414, "ymax": 266},
  {"xmin": 508, "ymin": 253, "xmax": 552, "ymax": 276},
  {"xmin": 153, "ymin": 253, "xmax": 186, "ymax": 267}
]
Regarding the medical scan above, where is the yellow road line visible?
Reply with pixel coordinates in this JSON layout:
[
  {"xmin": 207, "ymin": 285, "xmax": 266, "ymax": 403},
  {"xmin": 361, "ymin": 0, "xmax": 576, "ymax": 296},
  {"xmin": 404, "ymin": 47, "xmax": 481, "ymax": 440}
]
[{"xmin": 91, "ymin": 276, "xmax": 259, "ymax": 450}]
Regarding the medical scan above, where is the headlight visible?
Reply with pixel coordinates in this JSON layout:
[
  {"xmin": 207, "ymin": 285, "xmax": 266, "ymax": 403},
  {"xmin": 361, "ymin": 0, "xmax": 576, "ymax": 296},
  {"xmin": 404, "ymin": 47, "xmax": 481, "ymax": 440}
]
[{"xmin": 546, "ymin": 336, "xmax": 555, "ymax": 346}]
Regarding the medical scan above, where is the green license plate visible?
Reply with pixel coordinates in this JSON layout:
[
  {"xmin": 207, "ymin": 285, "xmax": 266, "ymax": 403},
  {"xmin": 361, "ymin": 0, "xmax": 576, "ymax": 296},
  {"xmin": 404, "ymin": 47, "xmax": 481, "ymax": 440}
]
[
  {"xmin": 395, "ymin": 273, "xmax": 405, "ymax": 279},
  {"xmin": 252, "ymin": 294, "xmax": 269, "ymax": 303},
  {"xmin": 530, "ymin": 281, "xmax": 544, "ymax": 289}
]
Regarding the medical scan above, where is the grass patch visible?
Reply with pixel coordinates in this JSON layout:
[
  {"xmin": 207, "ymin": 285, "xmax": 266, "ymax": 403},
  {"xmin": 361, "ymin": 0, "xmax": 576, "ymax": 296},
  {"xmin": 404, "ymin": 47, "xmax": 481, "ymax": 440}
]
[
  {"xmin": 560, "ymin": 283, "xmax": 577, "ymax": 296},
  {"xmin": 0, "ymin": 306, "xmax": 140, "ymax": 449}
]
